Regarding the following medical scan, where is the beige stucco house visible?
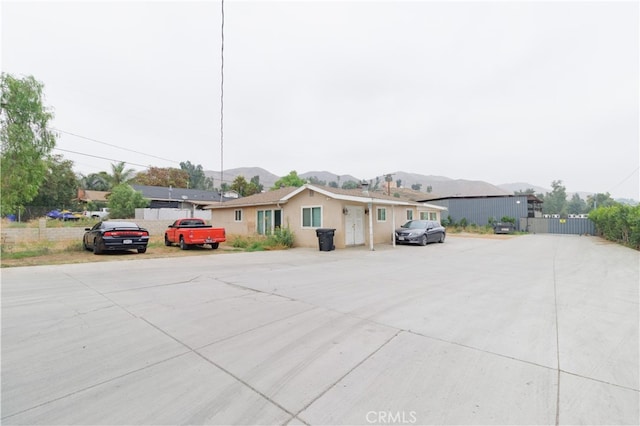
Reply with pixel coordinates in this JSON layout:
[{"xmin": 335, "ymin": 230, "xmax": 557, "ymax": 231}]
[{"xmin": 204, "ymin": 184, "xmax": 447, "ymax": 249}]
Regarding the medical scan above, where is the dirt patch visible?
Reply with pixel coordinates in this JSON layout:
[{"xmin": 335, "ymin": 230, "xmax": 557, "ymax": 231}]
[
  {"xmin": 447, "ymin": 232, "xmax": 520, "ymax": 240},
  {"xmin": 0, "ymin": 238, "xmax": 240, "ymax": 268}
]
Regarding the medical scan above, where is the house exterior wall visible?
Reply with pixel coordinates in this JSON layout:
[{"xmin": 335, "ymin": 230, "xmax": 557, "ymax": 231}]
[{"xmin": 208, "ymin": 188, "xmax": 444, "ymax": 249}]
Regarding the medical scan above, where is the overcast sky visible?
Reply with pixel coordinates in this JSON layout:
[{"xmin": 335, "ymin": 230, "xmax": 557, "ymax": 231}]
[{"xmin": 2, "ymin": 1, "xmax": 638, "ymax": 199}]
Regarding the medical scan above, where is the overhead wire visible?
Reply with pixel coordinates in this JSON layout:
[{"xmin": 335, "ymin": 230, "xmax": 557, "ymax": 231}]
[{"xmin": 220, "ymin": 0, "xmax": 225, "ymax": 201}]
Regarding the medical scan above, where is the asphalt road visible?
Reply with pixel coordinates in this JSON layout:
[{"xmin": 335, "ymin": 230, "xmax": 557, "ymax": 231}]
[{"xmin": 2, "ymin": 234, "xmax": 638, "ymax": 425}]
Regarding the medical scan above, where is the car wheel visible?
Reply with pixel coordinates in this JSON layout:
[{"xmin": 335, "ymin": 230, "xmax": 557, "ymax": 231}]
[
  {"xmin": 179, "ymin": 236, "xmax": 189, "ymax": 250},
  {"xmin": 137, "ymin": 247, "xmax": 147, "ymax": 254},
  {"xmin": 164, "ymin": 235, "xmax": 171, "ymax": 246},
  {"xmin": 439, "ymin": 233, "xmax": 445, "ymax": 243},
  {"xmin": 93, "ymin": 239, "xmax": 103, "ymax": 255},
  {"xmin": 420, "ymin": 235, "xmax": 427, "ymax": 246},
  {"xmin": 211, "ymin": 242, "xmax": 219, "ymax": 249}
]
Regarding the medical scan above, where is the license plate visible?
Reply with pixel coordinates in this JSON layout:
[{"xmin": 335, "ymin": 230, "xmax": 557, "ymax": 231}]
[
  {"xmin": 206, "ymin": 238, "xmax": 213, "ymax": 243},
  {"xmin": 123, "ymin": 239, "xmax": 132, "ymax": 244},
  {"xmin": 398, "ymin": 237, "xmax": 405, "ymax": 241}
]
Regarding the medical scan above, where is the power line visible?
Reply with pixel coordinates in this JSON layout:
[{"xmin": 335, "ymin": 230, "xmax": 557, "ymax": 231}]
[
  {"xmin": 53, "ymin": 147, "xmax": 152, "ymax": 169},
  {"xmin": 606, "ymin": 166, "xmax": 640, "ymax": 196},
  {"xmin": 51, "ymin": 127, "xmax": 179, "ymax": 165}
]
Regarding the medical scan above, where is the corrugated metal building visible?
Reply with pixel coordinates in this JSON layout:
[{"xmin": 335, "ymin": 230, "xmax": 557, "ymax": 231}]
[{"xmin": 420, "ymin": 195, "xmax": 543, "ymax": 231}]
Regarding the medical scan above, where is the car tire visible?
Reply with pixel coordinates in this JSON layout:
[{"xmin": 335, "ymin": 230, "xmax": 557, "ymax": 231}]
[
  {"xmin": 137, "ymin": 247, "xmax": 147, "ymax": 254},
  {"xmin": 179, "ymin": 236, "xmax": 189, "ymax": 250},
  {"xmin": 420, "ymin": 235, "xmax": 427, "ymax": 246},
  {"xmin": 211, "ymin": 242, "xmax": 219, "ymax": 249},
  {"xmin": 439, "ymin": 233, "xmax": 445, "ymax": 243},
  {"xmin": 164, "ymin": 235, "xmax": 171, "ymax": 246},
  {"xmin": 93, "ymin": 239, "xmax": 103, "ymax": 255}
]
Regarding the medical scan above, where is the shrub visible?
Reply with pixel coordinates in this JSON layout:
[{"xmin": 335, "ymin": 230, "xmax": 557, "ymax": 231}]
[{"xmin": 590, "ymin": 204, "xmax": 640, "ymax": 249}]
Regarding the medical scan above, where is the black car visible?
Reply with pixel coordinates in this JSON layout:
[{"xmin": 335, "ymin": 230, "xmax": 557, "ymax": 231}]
[
  {"xmin": 83, "ymin": 221, "xmax": 150, "ymax": 255},
  {"xmin": 395, "ymin": 220, "xmax": 446, "ymax": 246}
]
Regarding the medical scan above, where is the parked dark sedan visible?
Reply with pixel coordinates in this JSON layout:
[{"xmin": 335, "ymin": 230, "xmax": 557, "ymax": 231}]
[
  {"xmin": 83, "ymin": 221, "xmax": 150, "ymax": 255},
  {"xmin": 395, "ymin": 220, "xmax": 446, "ymax": 246}
]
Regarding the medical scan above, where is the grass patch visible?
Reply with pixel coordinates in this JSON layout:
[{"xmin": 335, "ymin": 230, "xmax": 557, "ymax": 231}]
[{"xmin": 227, "ymin": 227, "xmax": 295, "ymax": 252}]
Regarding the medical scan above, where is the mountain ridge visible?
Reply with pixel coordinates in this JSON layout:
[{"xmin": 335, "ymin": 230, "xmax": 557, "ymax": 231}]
[{"xmin": 203, "ymin": 167, "xmax": 636, "ymax": 203}]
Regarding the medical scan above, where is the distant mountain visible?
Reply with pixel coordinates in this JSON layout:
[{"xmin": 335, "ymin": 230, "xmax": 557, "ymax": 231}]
[
  {"xmin": 498, "ymin": 182, "xmax": 549, "ymax": 195},
  {"xmin": 299, "ymin": 171, "xmax": 361, "ymax": 185},
  {"xmin": 204, "ymin": 168, "xmax": 530, "ymax": 198},
  {"xmin": 379, "ymin": 172, "xmax": 509, "ymax": 198},
  {"xmin": 204, "ymin": 167, "xmax": 280, "ymax": 189}
]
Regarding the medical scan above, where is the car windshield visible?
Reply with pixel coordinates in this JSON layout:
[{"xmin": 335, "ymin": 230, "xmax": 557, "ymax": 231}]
[{"xmin": 403, "ymin": 220, "xmax": 428, "ymax": 229}]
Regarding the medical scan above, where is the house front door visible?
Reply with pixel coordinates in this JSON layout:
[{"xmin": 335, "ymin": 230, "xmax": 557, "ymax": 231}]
[{"xmin": 344, "ymin": 205, "xmax": 365, "ymax": 246}]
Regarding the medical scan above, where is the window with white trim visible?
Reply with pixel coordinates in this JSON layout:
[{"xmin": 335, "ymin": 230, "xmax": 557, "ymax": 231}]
[
  {"xmin": 234, "ymin": 209, "xmax": 242, "ymax": 222},
  {"xmin": 420, "ymin": 211, "xmax": 428, "ymax": 220},
  {"xmin": 406, "ymin": 210, "xmax": 413, "ymax": 220},
  {"xmin": 257, "ymin": 209, "xmax": 282, "ymax": 235},
  {"xmin": 377, "ymin": 207, "xmax": 386, "ymax": 222},
  {"xmin": 429, "ymin": 212, "xmax": 437, "ymax": 221},
  {"xmin": 302, "ymin": 206, "xmax": 322, "ymax": 228}
]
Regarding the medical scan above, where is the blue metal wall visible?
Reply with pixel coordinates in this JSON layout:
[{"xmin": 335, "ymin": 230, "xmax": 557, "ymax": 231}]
[
  {"xmin": 520, "ymin": 218, "xmax": 596, "ymax": 235},
  {"xmin": 430, "ymin": 196, "xmax": 530, "ymax": 230}
]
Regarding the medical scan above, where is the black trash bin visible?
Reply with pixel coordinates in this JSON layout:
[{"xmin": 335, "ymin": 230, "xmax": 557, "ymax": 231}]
[{"xmin": 315, "ymin": 228, "xmax": 336, "ymax": 251}]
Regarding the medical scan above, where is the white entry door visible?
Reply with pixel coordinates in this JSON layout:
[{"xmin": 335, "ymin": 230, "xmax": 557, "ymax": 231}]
[{"xmin": 344, "ymin": 205, "xmax": 365, "ymax": 246}]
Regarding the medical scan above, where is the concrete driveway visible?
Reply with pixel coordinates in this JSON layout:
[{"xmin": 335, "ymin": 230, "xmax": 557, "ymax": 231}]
[{"xmin": 2, "ymin": 234, "xmax": 638, "ymax": 425}]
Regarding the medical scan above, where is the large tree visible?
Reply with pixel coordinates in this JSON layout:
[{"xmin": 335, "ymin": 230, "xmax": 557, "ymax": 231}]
[
  {"xmin": 271, "ymin": 170, "xmax": 306, "ymax": 189},
  {"xmin": 1, "ymin": 73, "xmax": 56, "ymax": 215},
  {"xmin": 180, "ymin": 161, "xmax": 213, "ymax": 190},
  {"xmin": 542, "ymin": 180, "xmax": 568, "ymax": 215},
  {"xmin": 108, "ymin": 161, "xmax": 136, "ymax": 188},
  {"xmin": 567, "ymin": 193, "xmax": 587, "ymax": 214},
  {"xmin": 25, "ymin": 155, "xmax": 79, "ymax": 219},
  {"xmin": 134, "ymin": 166, "xmax": 189, "ymax": 188},
  {"xmin": 79, "ymin": 172, "xmax": 111, "ymax": 191}
]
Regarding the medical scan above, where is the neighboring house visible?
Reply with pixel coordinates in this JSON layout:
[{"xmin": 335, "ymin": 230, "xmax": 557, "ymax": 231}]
[
  {"xmin": 422, "ymin": 194, "xmax": 543, "ymax": 230},
  {"xmin": 131, "ymin": 185, "xmax": 232, "ymax": 210},
  {"xmin": 204, "ymin": 184, "xmax": 447, "ymax": 249},
  {"xmin": 76, "ymin": 189, "xmax": 110, "ymax": 204}
]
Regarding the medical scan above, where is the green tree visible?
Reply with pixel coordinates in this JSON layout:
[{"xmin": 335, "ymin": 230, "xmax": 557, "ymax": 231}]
[
  {"xmin": 384, "ymin": 174, "xmax": 393, "ymax": 195},
  {"xmin": 567, "ymin": 193, "xmax": 587, "ymax": 214},
  {"xmin": 272, "ymin": 170, "xmax": 306, "ymax": 189},
  {"xmin": 542, "ymin": 180, "xmax": 568, "ymax": 215},
  {"xmin": 247, "ymin": 175, "xmax": 263, "ymax": 195},
  {"xmin": 426, "ymin": 185, "xmax": 433, "ymax": 193},
  {"xmin": 411, "ymin": 183, "xmax": 422, "ymax": 191},
  {"xmin": 230, "ymin": 175, "xmax": 249, "ymax": 196},
  {"xmin": 25, "ymin": 155, "xmax": 79, "ymax": 219},
  {"xmin": 79, "ymin": 172, "xmax": 110, "ymax": 191},
  {"xmin": 586, "ymin": 192, "xmax": 616, "ymax": 211},
  {"xmin": 1, "ymin": 73, "xmax": 56, "ymax": 215},
  {"xmin": 328, "ymin": 181, "xmax": 338, "ymax": 188},
  {"xmin": 180, "ymin": 161, "xmax": 213, "ymax": 190},
  {"xmin": 308, "ymin": 176, "xmax": 327, "ymax": 186},
  {"xmin": 107, "ymin": 184, "xmax": 149, "ymax": 218},
  {"xmin": 341, "ymin": 180, "xmax": 359, "ymax": 189},
  {"xmin": 396, "ymin": 179, "xmax": 402, "ymax": 188},
  {"xmin": 107, "ymin": 161, "xmax": 136, "ymax": 188}
]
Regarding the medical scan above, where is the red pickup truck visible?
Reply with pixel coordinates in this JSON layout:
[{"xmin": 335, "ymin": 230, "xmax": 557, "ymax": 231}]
[{"xmin": 164, "ymin": 218, "xmax": 226, "ymax": 250}]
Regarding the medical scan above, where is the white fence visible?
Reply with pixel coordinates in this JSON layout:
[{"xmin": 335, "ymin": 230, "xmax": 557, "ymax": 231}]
[{"xmin": 135, "ymin": 208, "xmax": 212, "ymax": 221}]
